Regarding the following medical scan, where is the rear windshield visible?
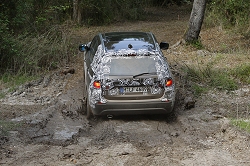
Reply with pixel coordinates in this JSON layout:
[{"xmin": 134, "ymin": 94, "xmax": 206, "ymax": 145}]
[
  {"xmin": 104, "ymin": 33, "xmax": 156, "ymax": 51},
  {"xmin": 105, "ymin": 40, "xmax": 155, "ymax": 51},
  {"xmin": 109, "ymin": 57, "xmax": 157, "ymax": 76}
]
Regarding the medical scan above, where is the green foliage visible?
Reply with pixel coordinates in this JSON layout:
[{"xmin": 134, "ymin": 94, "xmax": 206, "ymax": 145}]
[
  {"xmin": 1, "ymin": 73, "xmax": 36, "ymax": 87},
  {"xmin": 211, "ymin": 0, "xmax": 249, "ymax": 25},
  {"xmin": 0, "ymin": 120, "xmax": 22, "ymax": 136},
  {"xmin": 0, "ymin": 0, "xmax": 204, "ymax": 79},
  {"xmin": 231, "ymin": 119, "xmax": 250, "ymax": 132},
  {"xmin": 0, "ymin": 16, "xmax": 20, "ymax": 73},
  {"xmin": 80, "ymin": 0, "xmax": 146, "ymax": 25},
  {"xmin": 1, "ymin": 0, "xmax": 71, "ymax": 33},
  {"xmin": 150, "ymin": 0, "xmax": 192, "ymax": 7},
  {"xmin": 183, "ymin": 62, "xmax": 238, "ymax": 91},
  {"xmin": 17, "ymin": 28, "xmax": 61, "ymax": 73},
  {"xmin": 35, "ymin": 4, "xmax": 71, "ymax": 30},
  {"xmin": 188, "ymin": 40, "xmax": 204, "ymax": 49},
  {"xmin": 232, "ymin": 63, "xmax": 250, "ymax": 84},
  {"xmin": 191, "ymin": 83, "xmax": 208, "ymax": 97},
  {"xmin": 0, "ymin": 93, "xmax": 5, "ymax": 99},
  {"xmin": 183, "ymin": 62, "xmax": 213, "ymax": 83},
  {"xmin": 209, "ymin": 72, "xmax": 238, "ymax": 91},
  {"xmin": 0, "ymin": 0, "xmax": 73, "ymax": 75},
  {"xmin": 0, "ymin": 73, "xmax": 37, "ymax": 96},
  {"xmin": 81, "ymin": 0, "xmax": 192, "ymax": 25},
  {"xmin": 207, "ymin": 0, "xmax": 250, "ymax": 31},
  {"xmin": 0, "ymin": 23, "xmax": 78, "ymax": 76}
]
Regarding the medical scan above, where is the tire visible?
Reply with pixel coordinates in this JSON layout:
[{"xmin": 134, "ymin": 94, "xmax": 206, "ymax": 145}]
[
  {"xmin": 82, "ymin": 84, "xmax": 87, "ymax": 115},
  {"xmin": 86, "ymin": 98, "xmax": 93, "ymax": 119},
  {"xmin": 82, "ymin": 63, "xmax": 87, "ymax": 115},
  {"xmin": 82, "ymin": 99, "xmax": 87, "ymax": 115}
]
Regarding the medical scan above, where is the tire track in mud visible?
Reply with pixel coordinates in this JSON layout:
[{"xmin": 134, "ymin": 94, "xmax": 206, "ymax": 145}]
[{"xmin": 14, "ymin": 91, "xmax": 90, "ymax": 146}]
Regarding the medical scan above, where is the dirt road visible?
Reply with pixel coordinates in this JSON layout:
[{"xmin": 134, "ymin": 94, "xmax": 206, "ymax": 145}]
[{"xmin": 1, "ymin": 6, "xmax": 250, "ymax": 166}]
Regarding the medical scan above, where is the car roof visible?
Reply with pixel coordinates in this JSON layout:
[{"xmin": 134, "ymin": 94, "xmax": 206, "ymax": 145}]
[{"xmin": 101, "ymin": 32, "xmax": 157, "ymax": 51}]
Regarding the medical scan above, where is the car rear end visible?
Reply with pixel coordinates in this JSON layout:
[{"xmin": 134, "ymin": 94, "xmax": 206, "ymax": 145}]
[{"xmin": 90, "ymin": 55, "xmax": 175, "ymax": 116}]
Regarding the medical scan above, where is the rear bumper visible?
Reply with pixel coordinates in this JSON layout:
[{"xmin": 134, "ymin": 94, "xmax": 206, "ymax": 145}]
[{"xmin": 92, "ymin": 99, "xmax": 174, "ymax": 116}]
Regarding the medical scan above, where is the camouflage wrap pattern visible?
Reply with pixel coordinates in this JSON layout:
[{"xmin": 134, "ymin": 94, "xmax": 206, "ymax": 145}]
[{"xmin": 88, "ymin": 45, "xmax": 175, "ymax": 108}]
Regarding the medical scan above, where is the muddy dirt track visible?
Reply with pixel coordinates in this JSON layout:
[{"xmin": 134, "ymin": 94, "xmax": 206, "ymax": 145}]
[{"xmin": 1, "ymin": 5, "xmax": 250, "ymax": 166}]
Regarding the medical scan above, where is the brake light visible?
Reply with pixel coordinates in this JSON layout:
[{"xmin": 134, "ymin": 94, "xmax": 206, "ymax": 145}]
[
  {"xmin": 166, "ymin": 78, "xmax": 173, "ymax": 87},
  {"xmin": 93, "ymin": 81, "xmax": 101, "ymax": 89}
]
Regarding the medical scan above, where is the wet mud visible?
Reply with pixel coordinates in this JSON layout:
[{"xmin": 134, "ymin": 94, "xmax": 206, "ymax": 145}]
[{"xmin": 1, "ymin": 60, "xmax": 249, "ymax": 166}]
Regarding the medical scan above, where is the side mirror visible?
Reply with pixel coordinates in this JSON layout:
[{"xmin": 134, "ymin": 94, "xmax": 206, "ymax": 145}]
[
  {"xmin": 79, "ymin": 44, "xmax": 89, "ymax": 52},
  {"xmin": 159, "ymin": 42, "xmax": 169, "ymax": 50}
]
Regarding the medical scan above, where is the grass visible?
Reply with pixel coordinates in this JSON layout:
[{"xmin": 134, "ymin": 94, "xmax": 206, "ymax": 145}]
[
  {"xmin": 183, "ymin": 63, "xmax": 238, "ymax": 92},
  {"xmin": 231, "ymin": 119, "xmax": 250, "ymax": 133},
  {"xmin": 1, "ymin": 24, "xmax": 78, "ymax": 78},
  {"xmin": 232, "ymin": 63, "xmax": 250, "ymax": 84},
  {"xmin": 2, "ymin": 73, "xmax": 37, "ymax": 86},
  {"xmin": 188, "ymin": 39, "xmax": 204, "ymax": 50},
  {"xmin": 1, "ymin": 73, "xmax": 38, "ymax": 93},
  {"xmin": 172, "ymin": 49, "xmax": 249, "ymax": 132},
  {"xmin": 209, "ymin": 72, "xmax": 238, "ymax": 91},
  {"xmin": 0, "ymin": 120, "xmax": 22, "ymax": 136},
  {"xmin": 230, "ymin": 104, "xmax": 250, "ymax": 133},
  {"xmin": 174, "ymin": 38, "xmax": 250, "ymax": 132},
  {"xmin": 0, "ymin": 73, "xmax": 39, "ymax": 101},
  {"xmin": 191, "ymin": 83, "xmax": 209, "ymax": 97},
  {"xmin": 0, "ymin": 92, "xmax": 5, "ymax": 99}
]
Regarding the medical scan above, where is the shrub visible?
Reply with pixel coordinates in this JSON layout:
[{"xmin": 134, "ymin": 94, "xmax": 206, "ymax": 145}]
[
  {"xmin": 191, "ymin": 83, "xmax": 209, "ymax": 97},
  {"xmin": 206, "ymin": 0, "xmax": 250, "ymax": 30},
  {"xmin": 183, "ymin": 63, "xmax": 238, "ymax": 91},
  {"xmin": 0, "ymin": 24, "xmax": 78, "ymax": 77},
  {"xmin": 80, "ymin": 0, "xmax": 146, "ymax": 25},
  {"xmin": 0, "ymin": 120, "xmax": 22, "ymax": 137},
  {"xmin": 0, "ymin": 17, "xmax": 21, "ymax": 74},
  {"xmin": 210, "ymin": 0, "xmax": 249, "ymax": 25},
  {"xmin": 232, "ymin": 64, "xmax": 250, "ymax": 84},
  {"xmin": 209, "ymin": 72, "xmax": 238, "ymax": 91},
  {"xmin": 232, "ymin": 119, "xmax": 250, "ymax": 132}
]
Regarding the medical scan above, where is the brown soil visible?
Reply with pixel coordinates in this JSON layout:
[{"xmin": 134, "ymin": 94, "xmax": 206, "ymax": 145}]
[{"xmin": 1, "ymin": 5, "xmax": 250, "ymax": 166}]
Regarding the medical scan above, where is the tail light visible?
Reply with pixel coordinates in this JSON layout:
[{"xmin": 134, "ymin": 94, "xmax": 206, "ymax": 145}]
[
  {"xmin": 165, "ymin": 78, "xmax": 173, "ymax": 87},
  {"xmin": 93, "ymin": 81, "xmax": 101, "ymax": 89}
]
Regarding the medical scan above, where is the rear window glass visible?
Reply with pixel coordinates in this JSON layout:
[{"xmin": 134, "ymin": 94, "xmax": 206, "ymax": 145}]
[
  {"xmin": 104, "ymin": 33, "xmax": 155, "ymax": 51},
  {"xmin": 110, "ymin": 57, "xmax": 156, "ymax": 76},
  {"xmin": 105, "ymin": 40, "xmax": 155, "ymax": 51}
]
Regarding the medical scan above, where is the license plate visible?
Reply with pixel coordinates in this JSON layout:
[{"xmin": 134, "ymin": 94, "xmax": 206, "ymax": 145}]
[{"xmin": 120, "ymin": 87, "xmax": 148, "ymax": 93}]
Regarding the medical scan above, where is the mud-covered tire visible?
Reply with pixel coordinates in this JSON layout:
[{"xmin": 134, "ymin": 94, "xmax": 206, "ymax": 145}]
[
  {"xmin": 81, "ymin": 99, "xmax": 87, "ymax": 115},
  {"xmin": 86, "ymin": 99, "xmax": 93, "ymax": 119},
  {"xmin": 82, "ymin": 65, "xmax": 88, "ymax": 115}
]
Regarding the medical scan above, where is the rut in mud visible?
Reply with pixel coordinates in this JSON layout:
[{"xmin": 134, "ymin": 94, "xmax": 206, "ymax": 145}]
[{"xmin": 1, "ymin": 5, "xmax": 250, "ymax": 166}]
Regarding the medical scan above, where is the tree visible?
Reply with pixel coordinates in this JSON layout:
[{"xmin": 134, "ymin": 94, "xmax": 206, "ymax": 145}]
[
  {"xmin": 72, "ymin": 0, "xmax": 82, "ymax": 24},
  {"xmin": 184, "ymin": 0, "xmax": 206, "ymax": 42}
]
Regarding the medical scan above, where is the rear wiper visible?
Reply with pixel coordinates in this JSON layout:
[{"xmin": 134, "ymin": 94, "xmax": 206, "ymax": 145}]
[{"xmin": 133, "ymin": 72, "xmax": 157, "ymax": 78}]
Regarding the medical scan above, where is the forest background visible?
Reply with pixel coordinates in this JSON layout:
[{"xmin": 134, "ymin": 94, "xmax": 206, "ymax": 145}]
[{"xmin": 0, "ymin": 0, "xmax": 249, "ymax": 82}]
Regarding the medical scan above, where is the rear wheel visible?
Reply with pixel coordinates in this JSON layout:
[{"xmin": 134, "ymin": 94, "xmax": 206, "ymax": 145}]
[
  {"xmin": 82, "ymin": 78, "xmax": 87, "ymax": 115},
  {"xmin": 86, "ymin": 98, "xmax": 93, "ymax": 119}
]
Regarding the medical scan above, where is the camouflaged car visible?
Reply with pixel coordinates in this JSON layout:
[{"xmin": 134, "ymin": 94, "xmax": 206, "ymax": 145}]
[{"xmin": 79, "ymin": 32, "xmax": 175, "ymax": 119}]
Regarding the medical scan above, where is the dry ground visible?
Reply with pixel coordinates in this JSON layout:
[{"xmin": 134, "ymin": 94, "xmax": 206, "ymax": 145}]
[{"xmin": 1, "ymin": 5, "xmax": 250, "ymax": 166}]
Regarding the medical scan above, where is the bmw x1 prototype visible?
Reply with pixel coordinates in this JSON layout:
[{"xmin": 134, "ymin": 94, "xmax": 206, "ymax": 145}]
[{"xmin": 79, "ymin": 32, "xmax": 175, "ymax": 118}]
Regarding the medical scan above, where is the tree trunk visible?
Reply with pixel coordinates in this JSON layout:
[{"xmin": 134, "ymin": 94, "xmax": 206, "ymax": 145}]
[
  {"xmin": 73, "ymin": 0, "xmax": 78, "ymax": 22},
  {"xmin": 77, "ymin": 5, "xmax": 82, "ymax": 25},
  {"xmin": 184, "ymin": 0, "xmax": 206, "ymax": 42}
]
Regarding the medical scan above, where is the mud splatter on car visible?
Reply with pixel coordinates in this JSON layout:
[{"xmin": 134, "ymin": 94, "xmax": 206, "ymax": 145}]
[{"xmin": 79, "ymin": 32, "xmax": 175, "ymax": 118}]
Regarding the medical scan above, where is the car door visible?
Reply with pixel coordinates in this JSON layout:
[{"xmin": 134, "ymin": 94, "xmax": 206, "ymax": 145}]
[{"xmin": 85, "ymin": 35, "xmax": 101, "ymax": 88}]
